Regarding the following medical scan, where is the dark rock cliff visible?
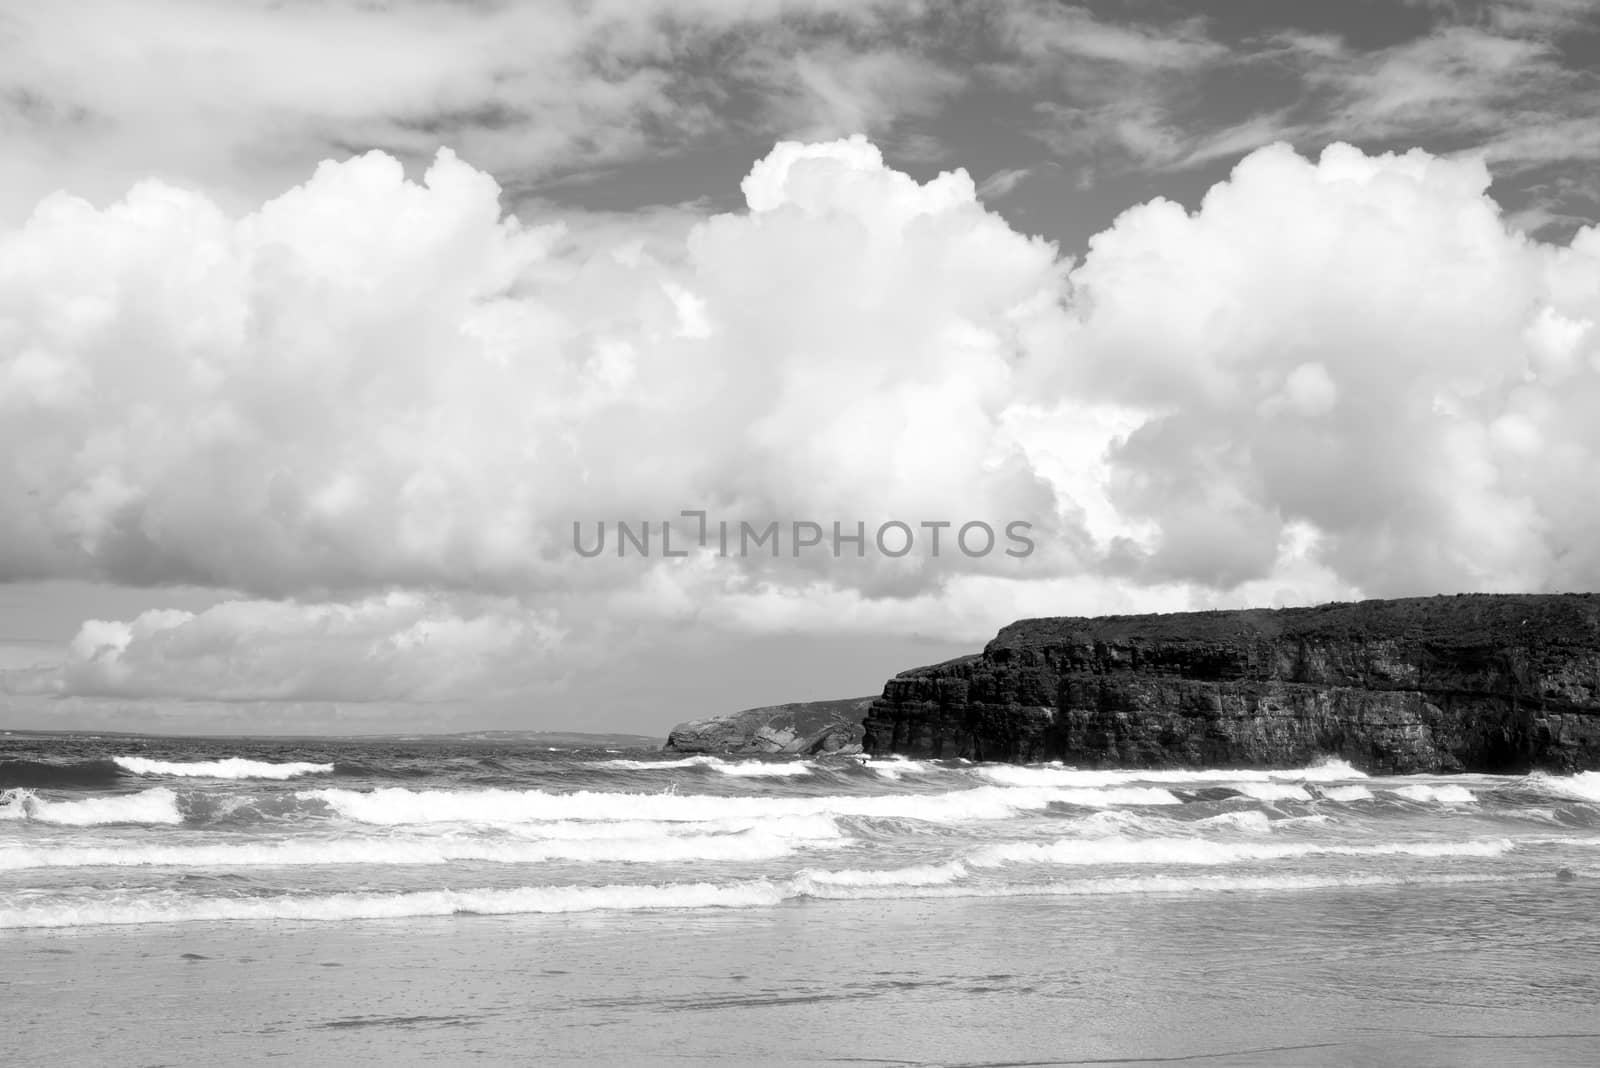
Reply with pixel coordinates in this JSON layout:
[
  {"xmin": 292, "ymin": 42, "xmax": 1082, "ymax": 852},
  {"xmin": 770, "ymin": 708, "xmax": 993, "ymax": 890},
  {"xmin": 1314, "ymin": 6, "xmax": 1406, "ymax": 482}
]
[
  {"xmin": 860, "ymin": 594, "xmax": 1600, "ymax": 773},
  {"xmin": 666, "ymin": 698, "xmax": 873, "ymax": 756}
]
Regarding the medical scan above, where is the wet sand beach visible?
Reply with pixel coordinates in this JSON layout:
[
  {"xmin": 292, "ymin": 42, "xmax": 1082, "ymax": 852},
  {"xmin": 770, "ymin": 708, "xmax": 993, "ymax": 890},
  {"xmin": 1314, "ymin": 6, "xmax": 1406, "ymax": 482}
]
[{"xmin": 10, "ymin": 882, "xmax": 1600, "ymax": 1067}]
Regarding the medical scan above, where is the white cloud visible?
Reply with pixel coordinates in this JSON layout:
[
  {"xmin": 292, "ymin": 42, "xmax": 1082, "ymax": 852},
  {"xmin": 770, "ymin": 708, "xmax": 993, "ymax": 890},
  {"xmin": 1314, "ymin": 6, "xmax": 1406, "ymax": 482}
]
[
  {"xmin": 1063, "ymin": 140, "xmax": 1600, "ymax": 596},
  {"xmin": 4, "ymin": 594, "xmax": 564, "ymax": 703},
  {"xmin": 1003, "ymin": 2, "xmax": 1600, "ymax": 203},
  {"xmin": 7, "ymin": 136, "xmax": 1600, "ymax": 707},
  {"xmin": 1230, "ymin": 13, "xmax": 1600, "ymax": 188},
  {"xmin": 994, "ymin": 4, "xmax": 1226, "ymax": 70},
  {"xmin": 0, "ymin": 0, "xmax": 960, "ymax": 224},
  {"xmin": 976, "ymin": 167, "xmax": 1035, "ymax": 200},
  {"xmin": 1485, "ymin": 0, "xmax": 1598, "ymax": 34},
  {"xmin": 1309, "ymin": 26, "xmax": 1567, "ymax": 139},
  {"xmin": 0, "ymin": 138, "xmax": 1078, "ymax": 600},
  {"xmin": 746, "ymin": 43, "xmax": 967, "ymax": 142}
]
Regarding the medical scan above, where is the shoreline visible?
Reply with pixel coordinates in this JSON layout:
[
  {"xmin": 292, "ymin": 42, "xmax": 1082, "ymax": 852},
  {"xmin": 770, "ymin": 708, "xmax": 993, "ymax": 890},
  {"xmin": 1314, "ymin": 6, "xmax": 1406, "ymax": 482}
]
[{"xmin": 11, "ymin": 883, "xmax": 1600, "ymax": 1067}]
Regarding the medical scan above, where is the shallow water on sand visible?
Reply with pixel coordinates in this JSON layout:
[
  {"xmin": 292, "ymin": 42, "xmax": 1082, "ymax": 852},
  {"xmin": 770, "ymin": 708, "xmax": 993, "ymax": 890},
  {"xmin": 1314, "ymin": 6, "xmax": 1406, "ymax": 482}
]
[
  {"xmin": 10, "ymin": 884, "xmax": 1600, "ymax": 1067},
  {"xmin": 5, "ymin": 733, "xmax": 1600, "ymax": 1064}
]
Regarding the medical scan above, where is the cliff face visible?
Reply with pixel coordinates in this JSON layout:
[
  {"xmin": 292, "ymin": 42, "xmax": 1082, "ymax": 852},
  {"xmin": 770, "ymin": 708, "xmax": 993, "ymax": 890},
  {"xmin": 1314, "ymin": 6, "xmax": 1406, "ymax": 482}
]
[
  {"xmin": 666, "ymin": 698, "xmax": 873, "ymax": 756},
  {"xmin": 860, "ymin": 595, "xmax": 1600, "ymax": 773}
]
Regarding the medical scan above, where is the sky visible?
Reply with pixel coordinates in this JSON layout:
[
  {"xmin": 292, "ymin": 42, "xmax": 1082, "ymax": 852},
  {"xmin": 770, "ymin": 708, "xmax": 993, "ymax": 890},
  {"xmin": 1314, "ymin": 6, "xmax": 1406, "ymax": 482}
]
[{"xmin": 3, "ymin": 0, "xmax": 1600, "ymax": 736}]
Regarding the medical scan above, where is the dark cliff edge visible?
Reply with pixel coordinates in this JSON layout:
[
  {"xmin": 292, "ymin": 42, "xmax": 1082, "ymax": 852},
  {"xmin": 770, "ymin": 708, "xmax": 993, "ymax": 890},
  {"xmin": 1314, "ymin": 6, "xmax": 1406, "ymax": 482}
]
[
  {"xmin": 861, "ymin": 594, "xmax": 1600, "ymax": 773},
  {"xmin": 666, "ymin": 698, "xmax": 874, "ymax": 756}
]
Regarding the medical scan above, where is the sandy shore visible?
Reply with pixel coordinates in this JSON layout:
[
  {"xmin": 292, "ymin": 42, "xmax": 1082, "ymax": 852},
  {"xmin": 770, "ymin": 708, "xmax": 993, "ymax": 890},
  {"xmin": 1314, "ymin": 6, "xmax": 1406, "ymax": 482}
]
[{"xmin": 10, "ymin": 883, "xmax": 1600, "ymax": 1067}]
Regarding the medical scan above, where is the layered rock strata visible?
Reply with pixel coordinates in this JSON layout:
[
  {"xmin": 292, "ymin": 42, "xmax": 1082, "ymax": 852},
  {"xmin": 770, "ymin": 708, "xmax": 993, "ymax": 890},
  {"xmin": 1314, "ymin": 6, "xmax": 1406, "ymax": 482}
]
[{"xmin": 860, "ymin": 595, "xmax": 1600, "ymax": 773}]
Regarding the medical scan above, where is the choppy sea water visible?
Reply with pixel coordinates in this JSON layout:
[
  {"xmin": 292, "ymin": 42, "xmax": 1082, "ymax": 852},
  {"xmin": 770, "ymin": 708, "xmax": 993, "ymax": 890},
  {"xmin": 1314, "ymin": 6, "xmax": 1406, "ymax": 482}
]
[{"xmin": 5, "ymin": 733, "xmax": 1600, "ymax": 1066}]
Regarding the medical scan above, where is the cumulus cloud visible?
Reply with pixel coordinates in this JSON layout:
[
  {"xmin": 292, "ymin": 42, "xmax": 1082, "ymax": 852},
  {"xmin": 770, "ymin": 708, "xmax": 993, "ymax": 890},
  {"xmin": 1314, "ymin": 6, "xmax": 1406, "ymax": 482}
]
[
  {"xmin": 7, "ymin": 135, "xmax": 1600, "ymax": 705},
  {"xmin": 1066, "ymin": 141, "xmax": 1600, "ymax": 595},
  {"xmin": 0, "ymin": 137, "xmax": 1079, "ymax": 601}
]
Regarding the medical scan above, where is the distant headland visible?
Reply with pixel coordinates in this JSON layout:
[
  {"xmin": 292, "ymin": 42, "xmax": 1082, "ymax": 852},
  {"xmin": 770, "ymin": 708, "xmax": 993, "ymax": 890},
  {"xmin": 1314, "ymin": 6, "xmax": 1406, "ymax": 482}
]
[
  {"xmin": 667, "ymin": 594, "xmax": 1600, "ymax": 772},
  {"xmin": 860, "ymin": 593, "xmax": 1600, "ymax": 773}
]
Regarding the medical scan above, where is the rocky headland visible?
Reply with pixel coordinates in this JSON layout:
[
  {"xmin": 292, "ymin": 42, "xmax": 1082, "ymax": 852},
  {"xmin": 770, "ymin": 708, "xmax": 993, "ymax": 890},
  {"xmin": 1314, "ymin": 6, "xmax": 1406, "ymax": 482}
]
[
  {"xmin": 665, "ymin": 697, "xmax": 872, "ymax": 756},
  {"xmin": 860, "ymin": 594, "xmax": 1600, "ymax": 773}
]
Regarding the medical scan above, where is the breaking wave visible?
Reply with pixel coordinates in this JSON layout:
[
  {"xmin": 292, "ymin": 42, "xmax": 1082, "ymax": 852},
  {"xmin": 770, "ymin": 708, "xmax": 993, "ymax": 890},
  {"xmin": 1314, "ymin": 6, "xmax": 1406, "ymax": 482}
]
[
  {"xmin": 0, "ymin": 867, "xmax": 1552, "ymax": 930},
  {"xmin": 1535, "ymin": 771, "xmax": 1600, "ymax": 804},
  {"xmin": 594, "ymin": 755, "xmax": 815, "ymax": 777},
  {"xmin": 1389, "ymin": 784, "xmax": 1478, "ymax": 805},
  {"xmin": 0, "ymin": 828, "xmax": 818, "ymax": 871},
  {"xmin": 0, "ymin": 787, "xmax": 184, "ymax": 826},
  {"xmin": 974, "ymin": 759, "xmax": 1367, "ymax": 789},
  {"xmin": 299, "ymin": 783, "xmax": 1183, "ymax": 827},
  {"xmin": 863, "ymin": 757, "xmax": 938, "ymax": 780},
  {"xmin": 7, "ymin": 739, "xmax": 1595, "ymax": 935},
  {"xmin": 1192, "ymin": 810, "xmax": 1275, "ymax": 833},
  {"xmin": 791, "ymin": 861, "xmax": 969, "ymax": 890},
  {"xmin": 966, "ymin": 836, "xmax": 1517, "ymax": 868},
  {"xmin": 0, "ymin": 880, "xmax": 792, "ymax": 929},
  {"xmin": 710, "ymin": 761, "xmax": 817, "ymax": 778},
  {"xmin": 1321, "ymin": 785, "xmax": 1375, "ymax": 802},
  {"xmin": 113, "ymin": 757, "xmax": 335, "ymax": 780}
]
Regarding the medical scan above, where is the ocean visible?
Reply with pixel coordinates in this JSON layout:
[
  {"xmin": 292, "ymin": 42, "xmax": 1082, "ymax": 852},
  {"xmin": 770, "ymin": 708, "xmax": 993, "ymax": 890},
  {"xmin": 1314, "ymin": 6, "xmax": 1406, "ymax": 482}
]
[{"xmin": 4, "ymin": 732, "xmax": 1599, "ymax": 1067}]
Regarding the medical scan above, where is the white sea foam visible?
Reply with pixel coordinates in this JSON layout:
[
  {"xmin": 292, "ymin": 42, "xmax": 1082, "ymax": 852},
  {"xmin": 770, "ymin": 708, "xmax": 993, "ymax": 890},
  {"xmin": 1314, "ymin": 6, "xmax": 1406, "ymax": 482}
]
[
  {"xmin": 1273, "ymin": 814, "xmax": 1334, "ymax": 828},
  {"xmin": 1232, "ymin": 783, "xmax": 1314, "ymax": 802},
  {"xmin": 595, "ymin": 756, "xmax": 813, "ymax": 777},
  {"xmin": 1389, "ymin": 784, "xmax": 1477, "ymax": 805},
  {"xmin": 792, "ymin": 861, "xmax": 969, "ymax": 889},
  {"xmin": 113, "ymin": 757, "xmax": 334, "ymax": 779},
  {"xmin": 974, "ymin": 759, "xmax": 1368, "ymax": 789},
  {"xmin": 975, "ymin": 765, "xmax": 1116, "ymax": 787},
  {"xmin": 0, "ymin": 787, "xmax": 183, "ymax": 826},
  {"xmin": 710, "ymin": 761, "xmax": 816, "ymax": 778},
  {"xmin": 865, "ymin": 757, "xmax": 935, "ymax": 781},
  {"xmin": 593, "ymin": 756, "xmax": 720, "ymax": 770},
  {"xmin": 966, "ymin": 836, "xmax": 1515, "ymax": 868},
  {"xmin": 1030, "ymin": 870, "xmax": 1541, "ymax": 898},
  {"xmin": 1537, "ymin": 771, "xmax": 1600, "ymax": 804},
  {"xmin": 0, "ymin": 864, "xmax": 1553, "ymax": 929},
  {"xmin": 507, "ymin": 812, "xmax": 838, "ymax": 841},
  {"xmin": 800, "ymin": 870, "xmax": 1541, "ymax": 903},
  {"xmin": 0, "ymin": 829, "xmax": 811, "ymax": 872},
  {"xmin": 1321, "ymin": 785, "xmax": 1375, "ymax": 802},
  {"xmin": 0, "ymin": 880, "xmax": 791, "ymax": 929},
  {"xmin": 299, "ymin": 783, "xmax": 1182, "ymax": 829},
  {"xmin": 1278, "ymin": 760, "xmax": 1370, "ymax": 782},
  {"xmin": 1052, "ymin": 786, "xmax": 1182, "ymax": 808},
  {"xmin": 1064, "ymin": 810, "xmax": 1149, "ymax": 836},
  {"xmin": 788, "ymin": 868, "xmax": 1539, "ymax": 904},
  {"xmin": 1065, "ymin": 809, "xmax": 1274, "ymax": 838},
  {"xmin": 1193, "ymin": 811, "xmax": 1274, "ymax": 833},
  {"xmin": 976, "ymin": 765, "xmax": 1215, "ymax": 789},
  {"xmin": 496, "ymin": 813, "xmax": 845, "ymax": 843}
]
